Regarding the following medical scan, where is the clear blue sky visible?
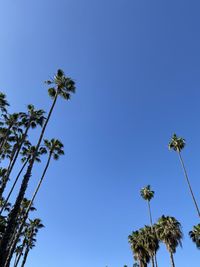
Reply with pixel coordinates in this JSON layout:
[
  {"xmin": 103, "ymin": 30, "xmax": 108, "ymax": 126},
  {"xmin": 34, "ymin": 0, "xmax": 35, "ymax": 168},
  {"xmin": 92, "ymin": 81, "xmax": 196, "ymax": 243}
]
[{"xmin": 1, "ymin": 0, "xmax": 200, "ymax": 266}]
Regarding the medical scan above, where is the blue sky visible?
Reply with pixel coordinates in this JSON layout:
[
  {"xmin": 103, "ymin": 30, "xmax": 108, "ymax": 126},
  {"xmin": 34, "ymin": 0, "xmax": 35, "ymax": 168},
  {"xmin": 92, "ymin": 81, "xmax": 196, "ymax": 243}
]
[{"xmin": 1, "ymin": 0, "xmax": 200, "ymax": 266}]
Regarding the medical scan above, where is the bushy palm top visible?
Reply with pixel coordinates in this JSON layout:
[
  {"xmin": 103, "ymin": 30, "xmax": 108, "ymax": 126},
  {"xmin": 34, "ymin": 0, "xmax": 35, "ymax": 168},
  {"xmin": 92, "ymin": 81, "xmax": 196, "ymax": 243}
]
[
  {"xmin": 155, "ymin": 215, "xmax": 182, "ymax": 253},
  {"xmin": 44, "ymin": 138, "xmax": 64, "ymax": 160},
  {"xmin": 128, "ymin": 230, "xmax": 150, "ymax": 265},
  {"xmin": 140, "ymin": 185, "xmax": 154, "ymax": 201},
  {"xmin": 45, "ymin": 69, "xmax": 75, "ymax": 100},
  {"xmin": 189, "ymin": 224, "xmax": 200, "ymax": 249},
  {"xmin": 169, "ymin": 134, "xmax": 185, "ymax": 152}
]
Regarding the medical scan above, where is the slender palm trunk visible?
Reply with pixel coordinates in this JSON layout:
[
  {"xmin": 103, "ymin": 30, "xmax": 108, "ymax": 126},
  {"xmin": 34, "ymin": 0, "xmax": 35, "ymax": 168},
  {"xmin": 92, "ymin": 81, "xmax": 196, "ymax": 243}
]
[
  {"xmin": 20, "ymin": 246, "xmax": 29, "ymax": 267},
  {"xmin": 169, "ymin": 251, "xmax": 175, "ymax": 267},
  {"xmin": 0, "ymin": 158, "xmax": 29, "ymax": 215},
  {"xmin": 147, "ymin": 201, "xmax": 158, "ymax": 267},
  {"xmin": 178, "ymin": 151, "xmax": 200, "ymax": 218},
  {"xmin": 27, "ymin": 152, "xmax": 52, "ymax": 214},
  {"xmin": 13, "ymin": 253, "xmax": 19, "ymax": 267},
  {"xmin": 0, "ymin": 93, "xmax": 58, "ymax": 267},
  {"xmin": 151, "ymin": 257, "xmax": 155, "ymax": 267},
  {"xmin": 5, "ymin": 154, "xmax": 52, "ymax": 266}
]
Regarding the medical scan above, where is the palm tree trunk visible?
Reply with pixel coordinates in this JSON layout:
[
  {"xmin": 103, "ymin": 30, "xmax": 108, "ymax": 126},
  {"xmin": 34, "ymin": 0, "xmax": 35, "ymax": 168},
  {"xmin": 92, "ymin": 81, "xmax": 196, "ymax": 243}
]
[
  {"xmin": 20, "ymin": 246, "xmax": 29, "ymax": 267},
  {"xmin": 151, "ymin": 257, "xmax": 155, "ymax": 267},
  {"xmin": 0, "ymin": 158, "xmax": 29, "ymax": 215},
  {"xmin": 25, "ymin": 152, "xmax": 52, "ymax": 217},
  {"xmin": 169, "ymin": 252, "xmax": 175, "ymax": 267},
  {"xmin": 147, "ymin": 201, "xmax": 158, "ymax": 267},
  {"xmin": 178, "ymin": 151, "xmax": 200, "ymax": 218},
  {"xmin": 0, "ymin": 93, "xmax": 58, "ymax": 267},
  {"xmin": 154, "ymin": 255, "xmax": 158, "ymax": 267},
  {"xmin": 147, "ymin": 200, "xmax": 153, "ymax": 225}
]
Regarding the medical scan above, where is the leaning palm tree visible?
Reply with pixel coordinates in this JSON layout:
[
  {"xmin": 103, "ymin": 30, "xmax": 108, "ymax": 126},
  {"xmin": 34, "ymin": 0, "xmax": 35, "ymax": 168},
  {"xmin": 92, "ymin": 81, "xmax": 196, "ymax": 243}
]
[
  {"xmin": 140, "ymin": 185, "xmax": 158, "ymax": 267},
  {"xmin": 155, "ymin": 215, "xmax": 182, "ymax": 267},
  {"xmin": 6, "ymin": 139, "xmax": 64, "ymax": 264},
  {"xmin": 24, "ymin": 139, "xmax": 64, "ymax": 216},
  {"xmin": 189, "ymin": 224, "xmax": 200, "ymax": 249},
  {"xmin": 0, "ymin": 70, "xmax": 75, "ymax": 266},
  {"xmin": 0, "ymin": 142, "xmax": 47, "ymax": 215},
  {"xmin": 169, "ymin": 134, "xmax": 200, "ymax": 218},
  {"xmin": 128, "ymin": 230, "xmax": 150, "ymax": 267}
]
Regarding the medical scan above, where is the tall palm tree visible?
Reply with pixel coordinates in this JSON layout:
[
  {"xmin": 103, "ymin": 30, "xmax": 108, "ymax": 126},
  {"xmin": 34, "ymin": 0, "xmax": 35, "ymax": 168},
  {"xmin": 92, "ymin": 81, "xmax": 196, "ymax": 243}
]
[
  {"xmin": 169, "ymin": 134, "xmax": 200, "ymax": 218},
  {"xmin": 140, "ymin": 185, "xmax": 158, "ymax": 267},
  {"xmin": 189, "ymin": 224, "xmax": 200, "ymax": 249},
  {"xmin": 0, "ymin": 142, "xmax": 46, "ymax": 215},
  {"xmin": 7, "ymin": 139, "xmax": 64, "ymax": 263},
  {"xmin": 0, "ymin": 105, "xmax": 46, "ymax": 198},
  {"xmin": 128, "ymin": 230, "xmax": 150, "ymax": 267},
  {"xmin": 4, "ymin": 199, "xmax": 36, "ymax": 267},
  {"xmin": 140, "ymin": 185, "xmax": 154, "ymax": 227},
  {"xmin": 0, "ymin": 69, "xmax": 75, "ymax": 266},
  {"xmin": 24, "ymin": 139, "xmax": 64, "ymax": 216},
  {"xmin": 155, "ymin": 215, "xmax": 182, "ymax": 267}
]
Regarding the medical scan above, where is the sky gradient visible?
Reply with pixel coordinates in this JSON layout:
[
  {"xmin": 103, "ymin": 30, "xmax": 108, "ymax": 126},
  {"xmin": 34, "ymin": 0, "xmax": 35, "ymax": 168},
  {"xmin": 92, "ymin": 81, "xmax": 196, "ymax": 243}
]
[{"xmin": 1, "ymin": 0, "xmax": 200, "ymax": 266}]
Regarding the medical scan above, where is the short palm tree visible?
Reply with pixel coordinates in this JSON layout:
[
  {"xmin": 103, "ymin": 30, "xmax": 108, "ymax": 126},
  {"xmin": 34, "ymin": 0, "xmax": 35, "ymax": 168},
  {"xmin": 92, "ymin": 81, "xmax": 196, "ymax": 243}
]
[
  {"xmin": 169, "ymin": 134, "xmax": 200, "ymax": 218},
  {"xmin": 155, "ymin": 215, "xmax": 182, "ymax": 267},
  {"xmin": 189, "ymin": 224, "xmax": 200, "ymax": 249},
  {"xmin": 128, "ymin": 230, "xmax": 150, "ymax": 267},
  {"xmin": 140, "ymin": 226, "xmax": 159, "ymax": 267}
]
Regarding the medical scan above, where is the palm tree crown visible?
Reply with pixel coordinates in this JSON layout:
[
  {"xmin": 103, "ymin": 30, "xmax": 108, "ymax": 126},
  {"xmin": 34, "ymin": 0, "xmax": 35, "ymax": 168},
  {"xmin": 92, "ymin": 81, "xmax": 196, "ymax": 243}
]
[
  {"xmin": 140, "ymin": 185, "xmax": 154, "ymax": 202},
  {"xmin": 45, "ymin": 69, "xmax": 76, "ymax": 100},
  {"xmin": 168, "ymin": 134, "xmax": 185, "ymax": 152},
  {"xmin": 128, "ymin": 230, "xmax": 150, "ymax": 267},
  {"xmin": 155, "ymin": 215, "xmax": 182, "ymax": 253},
  {"xmin": 189, "ymin": 224, "xmax": 200, "ymax": 249}
]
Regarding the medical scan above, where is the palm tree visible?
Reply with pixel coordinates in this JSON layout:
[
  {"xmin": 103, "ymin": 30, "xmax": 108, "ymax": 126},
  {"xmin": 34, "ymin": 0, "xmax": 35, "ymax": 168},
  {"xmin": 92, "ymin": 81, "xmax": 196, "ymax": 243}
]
[
  {"xmin": 169, "ymin": 134, "xmax": 200, "ymax": 218},
  {"xmin": 24, "ymin": 139, "xmax": 64, "ymax": 216},
  {"xmin": 0, "ymin": 69, "xmax": 75, "ymax": 266},
  {"xmin": 6, "ymin": 139, "xmax": 64, "ymax": 263},
  {"xmin": 155, "ymin": 215, "xmax": 182, "ymax": 267},
  {"xmin": 140, "ymin": 226, "xmax": 159, "ymax": 267},
  {"xmin": 0, "ymin": 113, "xmax": 19, "ymax": 153},
  {"xmin": 0, "ymin": 92, "xmax": 9, "ymax": 114},
  {"xmin": 20, "ymin": 218, "xmax": 44, "ymax": 267},
  {"xmin": 128, "ymin": 230, "xmax": 150, "ymax": 267},
  {"xmin": 0, "ymin": 105, "xmax": 46, "ymax": 198},
  {"xmin": 140, "ymin": 185, "xmax": 158, "ymax": 267},
  {"xmin": 0, "ymin": 142, "xmax": 46, "ymax": 215},
  {"xmin": 4, "ymin": 199, "xmax": 36, "ymax": 267},
  {"xmin": 189, "ymin": 224, "xmax": 200, "ymax": 249},
  {"xmin": 140, "ymin": 186, "xmax": 154, "ymax": 227}
]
